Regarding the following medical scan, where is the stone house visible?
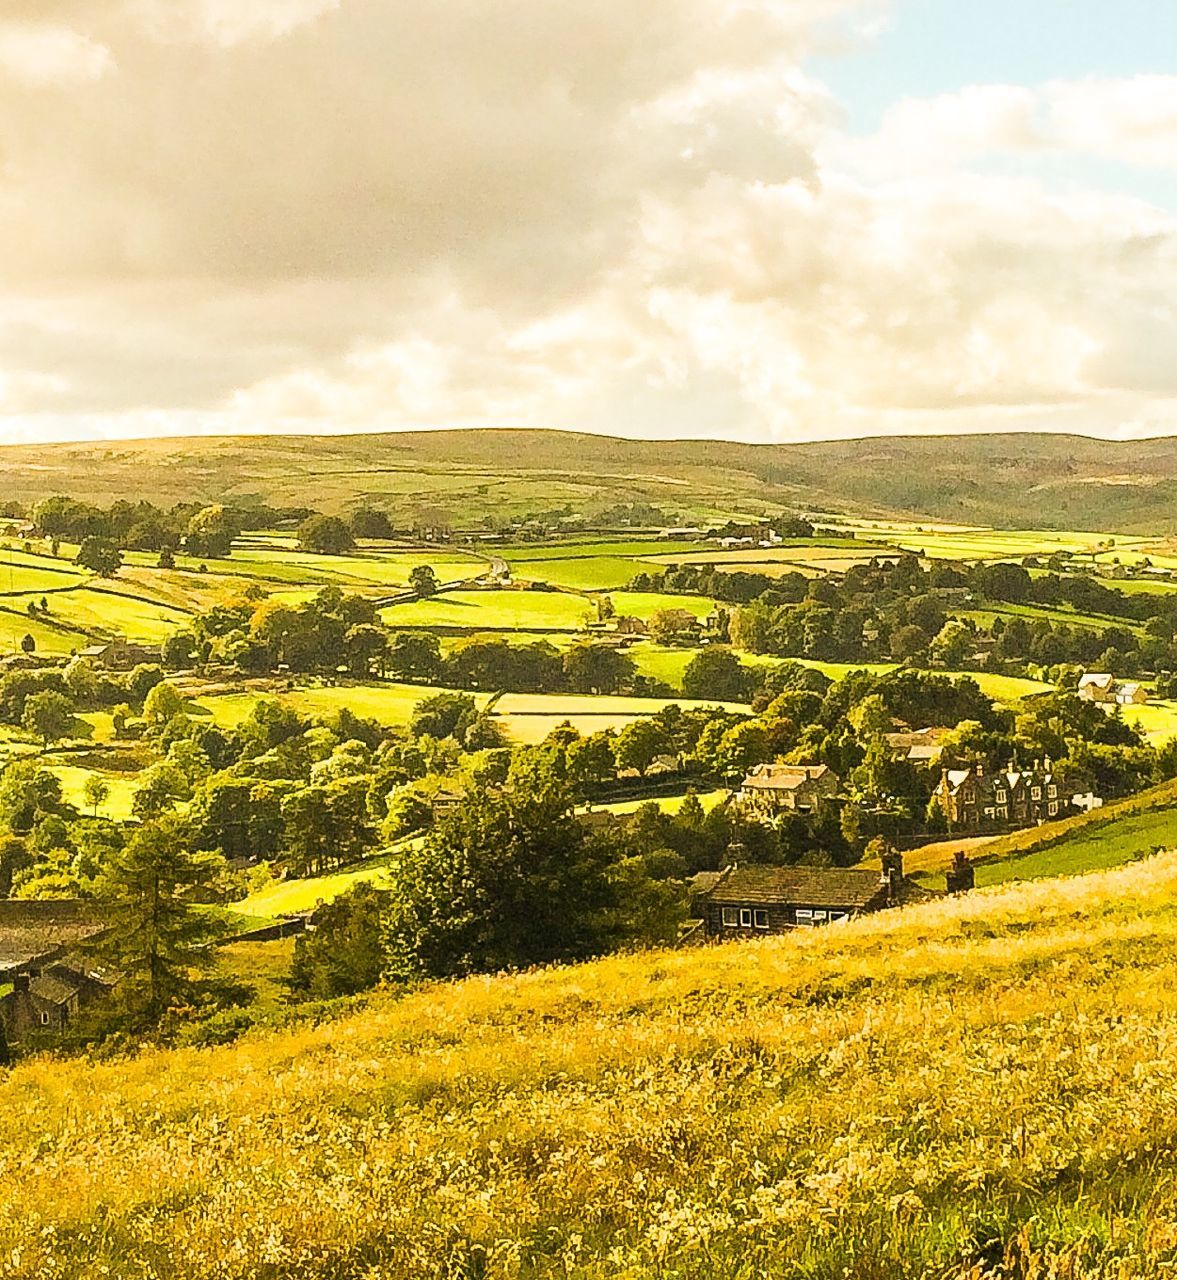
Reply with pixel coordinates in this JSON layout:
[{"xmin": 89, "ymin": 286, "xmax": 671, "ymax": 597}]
[
  {"xmin": 934, "ymin": 762, "xmax": 1064, "ymax": 832},
  {"xmin": 692, "ymin": 850, "xmax": 934, "ymax": 939},
  {"xmin": 737, "ymin": 763, "xmax": 840, "ymax": 820},
  {"xmin": 1078, "ymin": 673, "xmax": 1149, "ymax": 706}
]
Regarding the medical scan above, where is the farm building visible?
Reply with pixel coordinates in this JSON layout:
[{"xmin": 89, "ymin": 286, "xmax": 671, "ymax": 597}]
[
  {"xmin": 692, "ymin": 850, "xmax": 935, "ymax": 939},
  {"xmin": 935, "ymin": 762, "xmax": 1063, "ymax": 832},
  {"xmin": 0, "ymin": 902, "xmax": 114, "ymax": 1042},
  {"xmin": 1077, "ymin": 673, "xmax": 1149, "ymax": 706},
  {"xmin": 737, "ymin": 763, "xmax": 840, "ymax": 819},
  {"xmin": 76, "ymin": 636, "xmax": 159, "ymax": 671},
  {"xmin": 883, "ymin": 727, "xmax": 947, "ymax": 763}
]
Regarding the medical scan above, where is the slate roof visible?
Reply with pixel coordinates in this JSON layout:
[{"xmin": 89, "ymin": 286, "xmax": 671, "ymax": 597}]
[
  {"xmin": 0, "ymin": 901, "xmax": 109, "ymax": 972},
  {"xmin": 29, "ymin": 975, "xmax": 79, "ymax": 1006},
  {"xmin": 741, "ymin": 763, "xmax": 833, "ymax": 792},
  {"xmin": 701, "ymin": 865, "xmax": 889, "ymax": 911}
]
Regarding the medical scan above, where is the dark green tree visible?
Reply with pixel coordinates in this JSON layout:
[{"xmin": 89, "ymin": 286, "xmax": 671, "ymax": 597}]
[
  {"xmin": 75, "ymin": 537, "xmax": 123, "ymax": 578},
  {"xmin": 409, "ymin": 565, "xmax": 439, "ymax": 597},
  {"xmin": 291, "ymin": 884, "xmax": 388, "ymax": 998},
  {"xmin": 385, "ymin": 766, "xmax": 616, "ymax": 979},
  {"xmin": 297, "ymin": 514, "xmax": 356, "ymax": 555},
  {"xmin": 100, "ymin": 815, "xmax": 226, "ymax": 1023}
]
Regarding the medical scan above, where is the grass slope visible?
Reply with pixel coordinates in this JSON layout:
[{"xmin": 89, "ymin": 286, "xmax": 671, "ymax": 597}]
[
  {"xmin": 7, "ymin": 855, "xmax": 1177, "ymax": 1277},
  {"xmin": 9, "ymin": 428, "xmax": 1177, "ymax": 531}
]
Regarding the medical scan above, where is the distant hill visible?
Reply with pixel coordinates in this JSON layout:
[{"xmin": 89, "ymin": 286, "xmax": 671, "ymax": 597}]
[
  {"xmin": 4, "ymin": 853, "xmax": 1177, "ymax": 1277},
  {"xmin": 5, "ymin": 428, "xmax": 1177, "ymax": 531}
]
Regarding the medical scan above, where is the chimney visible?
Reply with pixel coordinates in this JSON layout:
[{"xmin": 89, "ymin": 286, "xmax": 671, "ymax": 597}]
[
  {"xmin": 12, "ymin": 972, "xmax": 29, "ymax": 995},
  {"xmin": 946, "ymin": 850, "xmax": 976, "ymax": 894},
  {"xmin": 975, "ymin": 761, "xmax": 983, "ymax": 778}
]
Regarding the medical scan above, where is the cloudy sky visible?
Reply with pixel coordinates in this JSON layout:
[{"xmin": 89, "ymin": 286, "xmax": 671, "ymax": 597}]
[{"xmin": 0, "ymin": 0, "xmax": 1175, "ymax": 446}]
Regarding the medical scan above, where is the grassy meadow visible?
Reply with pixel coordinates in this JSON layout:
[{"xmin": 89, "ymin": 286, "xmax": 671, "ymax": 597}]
[{"xmin": 6, "ymin": 853, "xmax": 1177, "ymax": 1277}]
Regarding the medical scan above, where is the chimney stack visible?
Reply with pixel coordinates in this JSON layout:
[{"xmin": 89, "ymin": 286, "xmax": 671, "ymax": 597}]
[{"xmin": 12, "ymin": 972, "xmax": 29, "ymax": 995}]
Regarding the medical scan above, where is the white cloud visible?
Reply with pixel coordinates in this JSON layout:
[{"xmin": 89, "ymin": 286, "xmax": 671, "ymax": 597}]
[
  {"xmin": 0, "ymin": 22, "xmax": 114, "ymax": 86},
  {"xmin": 0, "ymin": 2, "xmax": 1175, "ymax": 446}
]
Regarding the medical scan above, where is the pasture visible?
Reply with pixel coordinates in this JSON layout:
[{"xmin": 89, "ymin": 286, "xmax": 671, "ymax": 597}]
[{"xmin": 10, "ymin": 852, "xmax": 1177, "ymax": 1276}]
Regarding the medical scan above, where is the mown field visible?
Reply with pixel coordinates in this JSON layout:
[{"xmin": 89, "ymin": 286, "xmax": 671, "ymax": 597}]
[{"xmin": 6, "ymin": 853, "xmax": 1177, "ymax": 1277}]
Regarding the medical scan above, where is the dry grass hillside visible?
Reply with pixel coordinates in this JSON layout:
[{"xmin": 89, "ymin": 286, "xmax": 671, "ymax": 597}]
[
  {"xmin": 3, "ymin": 854, "xmax": 1177, "ymax": 1278},
  {"xmin": 5, "ymin": 428, "xmax": 1177, "ymax": 530}
]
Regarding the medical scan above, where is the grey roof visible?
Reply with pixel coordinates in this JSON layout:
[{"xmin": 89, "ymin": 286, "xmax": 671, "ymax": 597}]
[
  {"xmin": 30, "ymin": 974, "xmax": 79, "ymax": 1006},
  {"xmin": 702, "ymin": 865, "xmax": 890, "ymax": 911},
  {"xmin": 0, "ymin": 901, "xmax": 109, "ymax": 972}
]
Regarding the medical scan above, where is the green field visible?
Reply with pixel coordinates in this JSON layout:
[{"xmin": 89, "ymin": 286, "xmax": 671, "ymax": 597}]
[
  {"xmin": 1121, "ymin": 699, "xmax": 1177, "ymax": 744},
  {"xmin": 381, "ymin": 589, "xmax": 595, "ymax": 631},
  {"xmin": 232, "ymin": 852, "xmax": 402, "ymax": 918},
  {"xmin": 193, "ymin": 683, "xmax": 493, "ymax": 731},
  {"xmin": 508, "ymin": 556, "xmax": 647, "ymax": 589},
  {"xmin": 48, "ymin": 764, "xmax": 139, "ymax": 821},
  {"xmin": 975, "ymin": 807, "xmax": 1177, "ymax": 888}
]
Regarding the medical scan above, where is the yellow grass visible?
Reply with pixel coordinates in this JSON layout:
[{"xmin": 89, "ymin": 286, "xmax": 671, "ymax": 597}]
[{"xmin": 6, "ymin": 854, "xmax": 1177, "ymax": 1276}]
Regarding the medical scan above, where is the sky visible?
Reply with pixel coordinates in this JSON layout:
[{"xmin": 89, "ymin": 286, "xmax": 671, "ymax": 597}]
[{"xmin": 0, "ymin": 0, "xmax": 1175, "ymax": 447}]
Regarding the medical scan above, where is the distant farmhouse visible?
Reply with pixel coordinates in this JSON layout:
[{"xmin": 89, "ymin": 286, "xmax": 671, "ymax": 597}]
[
  {"xmin": 935, "ymin": 762, "xmax": 1063, "ymax": 832},
  {"xmin": 1077, "ymin": 673, "xmax": 1149, "ymax": 706},
  {"xmin": 737, "ymin": 763, "xmax": 840, "ymax": 820},
  {"xmin": 692, "ymin": 849, "xmax": 936, "ymax": 939},
  {"xmin": 883, "ymin": 727, "xmax": 947, "ymax": 764},
  {"xmin": 75, "ymin": 636, "xmax": 159, "ymax": 671}
]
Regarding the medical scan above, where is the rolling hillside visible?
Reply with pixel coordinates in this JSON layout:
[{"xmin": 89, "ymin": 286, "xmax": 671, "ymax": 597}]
[
  {"xmin": 5, "ymin": 854, "xmax": 1177, "ymax": 1278},
  {"xmin": 5, "ymin": 428, "xmax": 1177, "ymax": 531}
]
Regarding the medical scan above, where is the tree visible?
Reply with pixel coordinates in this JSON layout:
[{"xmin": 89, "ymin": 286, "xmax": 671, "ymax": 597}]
[
  {"xmin": 297, "ymin": 514, "xmax": 356, "ymax": 555},
  {"xmin": 291, "ymin": 884, "xmax": 388, "ymax": 998},
  {"xmin": 348, "ymin": 507, "xmax": 394, "ymax": 539},
  {"xmin": 562, "ymin": 642, "xmax": 635, "ymax": 694},
  {"xmin": 83, "ymin": 775, "xmax": 110, "ymax": 817},
  {"xmin": 386, "ymin": 631, "xmax": 443, "ymax": 683},
  {"xmin": 21, "ymin": 690, "xmax": 74, "ymax": 746},
  {"xmin": 132, "ymin": 762, "xmax": 190, "ymax": 821},
  {"xmin": 411, "ymin": 692, "xmax": 476, "ymax": 741},
  {"xmin": 931, "ymin": 619, "xmax": 972, "ymax": 669},
  {"xmin": 157, "ymin": 546, "xmax": 176, "ymax": 570},
  {"xmin": 615, "ymin": 718, "xmax": 672, "ymax": 775},
  {"xmin": 384, "ymin": 772, "xmax": 616, "ymax": 980},
  {"xmin": 100, "ymin": 815, "xmax": 226, "ymax": 1023},
  {"xmin": 161, "ymin": 631, "xmax": 196, "ymax": 670},
  {"xmin": 75, "ymin": 537, "xmax": 123, "ymax": 578},
  {"xmin": 19, "ymin": 634, "xmax": 34, "ymax": 655},
  {"xmin": 143, "ymin": 681, "xmax": 184, "ymax": 727},
  {"xmin": 682, "ymin": 648, "xmax": 752, "ymax": 702},
  {"xmin": 409, "ymin": 565, "xmax": 439, "ymax": 598},
  {"xmin": 345, "ymin": 624, "xmax": 389, "ymax": 677},
  {"xmin": 185, "ymin": 505, "xmax": 238, "ymax": 559}
]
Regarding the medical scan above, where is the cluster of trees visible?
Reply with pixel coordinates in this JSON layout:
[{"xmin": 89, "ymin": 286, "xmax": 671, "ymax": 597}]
[
  {"xmin": 31, "ymin": 497, "xmax": 308, "ymax": 557},
  {"xmin": 6, "ymin": 647, "xmax": 1176, "ymax": 1044},
  {"xmin": 685, "ymin": 556, "xmax": 1177, "ymax": 677}
]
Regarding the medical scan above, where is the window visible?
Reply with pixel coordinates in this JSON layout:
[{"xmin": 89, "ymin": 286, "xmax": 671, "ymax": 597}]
[
  {"xmin": 829, "ymin": 911, "xmax": 849, "ymax": 923},
  {"xmin": 1031, "ymin": 787, "xmax": 1041, "ymax": 800},
  {"xmin": 1048, "ymin": 785, "xmax": 1057, "ymax": 798},
  {"xmin": 795, "ymin": 909, "xmax": 813, "ymax": 924},
  {"xmin": 739, "ymin": 908, "xmax": 753, "ymax": 928},
  {"xmin": 995, "ymin": 789, "xmax": 1008, "ymax": 804},
  {"xmin": 984, "ymin": 807, "xmax": 995, "ymax": 819},
  {"xmin": 812, "ymin": 910, "xmax": 828, "ymax": 922},
  {"xmin": 753, "ymin": 909, "xmax": 769, "ymax": 930},
  {"xmin": 1048, "ymin": 801, "xmax": 1059, "ymax": 816},
  {"xmin": 721, "ymin": 907, "xmax": 739, "ymax": 928},
  {"xmin": 39, "ymin": 1012, "xmax": 50, "ymax": 1026}
]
